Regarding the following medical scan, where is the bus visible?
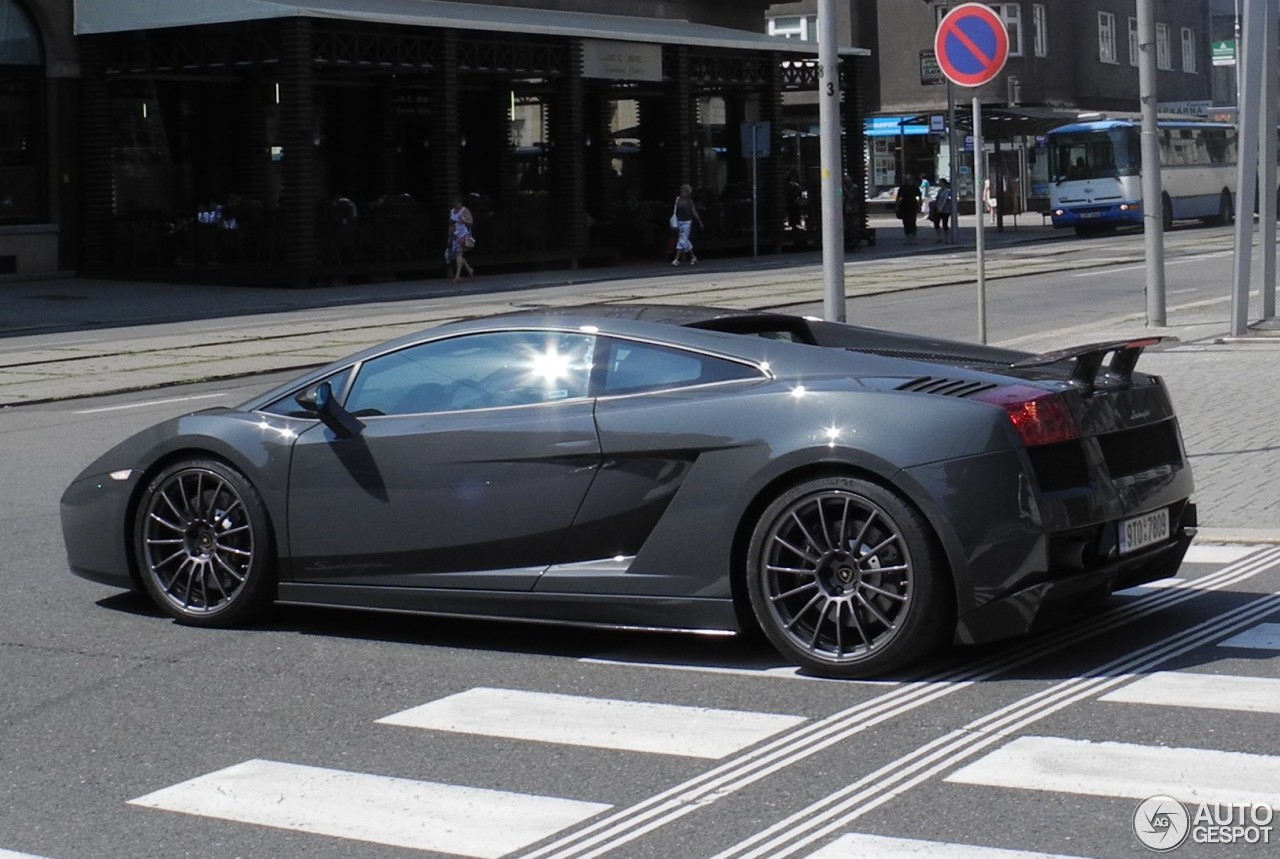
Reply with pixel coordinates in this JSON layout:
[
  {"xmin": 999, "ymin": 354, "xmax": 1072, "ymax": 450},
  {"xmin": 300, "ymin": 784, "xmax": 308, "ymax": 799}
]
[{"xmin": 1046, "ymin": 119, "xmax": 1237, "ymax": 233}]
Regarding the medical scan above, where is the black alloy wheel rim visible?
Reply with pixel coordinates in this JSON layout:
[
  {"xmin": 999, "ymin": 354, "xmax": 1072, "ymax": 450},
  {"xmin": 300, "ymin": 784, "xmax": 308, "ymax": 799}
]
[
  {"xmin": 140, "ymin": 468, "xmax": 255, "ymax": 615},
  {"xmin": 760, "ymin": 490, "xmax": 913, "ymax": 663}
]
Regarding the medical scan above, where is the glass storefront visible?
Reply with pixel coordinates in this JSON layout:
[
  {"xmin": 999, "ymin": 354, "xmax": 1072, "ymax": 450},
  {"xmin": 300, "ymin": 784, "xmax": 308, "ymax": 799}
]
[{"xmin": 0, "ymin": 0, "xmax": 45, "ymax": 224}]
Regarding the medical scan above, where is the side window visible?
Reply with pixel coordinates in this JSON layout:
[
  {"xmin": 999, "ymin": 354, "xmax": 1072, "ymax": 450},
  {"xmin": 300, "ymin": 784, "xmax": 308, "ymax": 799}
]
[
  {"xmin": 599, "ymin": 338, "xmax": 763, "ymax": 396},
  {"xmin": 344, "ymin": 331, "xmax": 595, "ymax": 416}
]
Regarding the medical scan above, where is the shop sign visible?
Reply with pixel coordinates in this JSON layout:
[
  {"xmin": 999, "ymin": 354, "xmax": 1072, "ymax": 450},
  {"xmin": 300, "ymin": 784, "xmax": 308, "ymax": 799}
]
[
  {"xmin": 920, "ymin": 50, "xmax": 944, "ymax": 86},
  {"xmin": 583, "ymin": 39, "xmax": 662, "ymax": 82},
  {"xmin": 1212, "ymin": 40, "xmax": 1236, "ymax": 67},
  {"xmin": 1158, "ymin": 101, "xmax": 1212, "ymax": 117}
]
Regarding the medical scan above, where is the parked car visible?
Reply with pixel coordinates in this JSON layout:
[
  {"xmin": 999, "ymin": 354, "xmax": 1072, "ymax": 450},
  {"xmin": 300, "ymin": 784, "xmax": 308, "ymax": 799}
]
[{"xmin": 61, "ymin": 305, "xmax": 1196, "ymax": 677}]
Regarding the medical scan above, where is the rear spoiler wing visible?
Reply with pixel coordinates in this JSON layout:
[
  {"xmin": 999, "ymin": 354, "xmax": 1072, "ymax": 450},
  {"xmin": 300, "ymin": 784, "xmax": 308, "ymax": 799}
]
[{"xmin": 1011, "ymin": 337, "xmax": 1176, "ymax": 389}]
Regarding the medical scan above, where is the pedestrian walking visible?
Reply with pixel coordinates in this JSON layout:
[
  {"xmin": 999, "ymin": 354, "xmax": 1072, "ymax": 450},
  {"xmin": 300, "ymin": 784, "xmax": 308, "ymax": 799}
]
[
  {"xmin": 983, "ymin": 178, "xmax": 998, "ymax": 226},
  {"xmin": 671, "ymin": 184, "xmax": 704, "ymax": 266},
  {"xmin": 931, "ymin": 179, "xmax": 954, "ymax": 242},
  {"xmin": 447, "ymin": 197, "xmax": 475, "ymax": 282},
  {"xmin": 895, "ymin": 175, "xmax": 922, "ymax": 246}
]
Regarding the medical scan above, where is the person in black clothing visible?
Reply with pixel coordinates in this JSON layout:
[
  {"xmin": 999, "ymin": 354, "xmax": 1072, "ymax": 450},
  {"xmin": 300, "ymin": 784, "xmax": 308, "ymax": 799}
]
[{"xmin": 895, "ymin": 175, "xmax": 922, "ymax": 246}]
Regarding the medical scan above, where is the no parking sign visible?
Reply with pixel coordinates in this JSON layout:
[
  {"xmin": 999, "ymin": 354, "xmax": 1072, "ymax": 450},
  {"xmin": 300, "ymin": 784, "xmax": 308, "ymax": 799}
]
[
  {"xmin": 932, "ymin": 3, "xmax": 1010, "ymax": 344},
  {"xmin": 934, "ymin": 3, "xmax": 1009, "ymax": 88}
]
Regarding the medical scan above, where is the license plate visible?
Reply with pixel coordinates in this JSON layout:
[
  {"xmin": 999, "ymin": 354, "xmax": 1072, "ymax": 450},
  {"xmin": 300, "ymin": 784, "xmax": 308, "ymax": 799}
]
[
  {"xmin": 1079, "ymin": 212, "xmax": 1102, "ymax": 219},
  {"xmin": 1119, "ymin": 508, "xmax": 1170, "ymax": 554}
]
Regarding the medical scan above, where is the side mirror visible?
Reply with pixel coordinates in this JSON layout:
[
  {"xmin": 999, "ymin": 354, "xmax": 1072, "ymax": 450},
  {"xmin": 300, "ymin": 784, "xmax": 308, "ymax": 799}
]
[{"xmin": 295, "ymin": 381, "xmax": 364, "ymax": 438}]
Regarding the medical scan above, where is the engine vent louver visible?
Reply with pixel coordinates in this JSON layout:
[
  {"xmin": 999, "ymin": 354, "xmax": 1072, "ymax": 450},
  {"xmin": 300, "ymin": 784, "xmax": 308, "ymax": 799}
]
[{"xmin": 896, "ymin": 376, "xmax": 1000, "ymax": 398}]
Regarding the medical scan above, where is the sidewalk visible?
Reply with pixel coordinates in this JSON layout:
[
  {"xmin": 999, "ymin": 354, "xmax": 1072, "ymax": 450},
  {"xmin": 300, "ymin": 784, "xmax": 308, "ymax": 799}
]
[{"xmin": 2, "ymin": 214, "xmax": 1278, "ymax": 538}]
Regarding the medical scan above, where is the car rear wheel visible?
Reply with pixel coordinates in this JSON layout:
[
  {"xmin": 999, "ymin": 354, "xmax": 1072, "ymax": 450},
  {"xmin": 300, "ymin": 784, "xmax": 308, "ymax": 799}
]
[
  {"xmin": 746, "ymin": 477, "xmax": 951, "ymax": 678},
  {"xmin": 135, "ymin": 459, "xmax": 274, "ymax": 626}
]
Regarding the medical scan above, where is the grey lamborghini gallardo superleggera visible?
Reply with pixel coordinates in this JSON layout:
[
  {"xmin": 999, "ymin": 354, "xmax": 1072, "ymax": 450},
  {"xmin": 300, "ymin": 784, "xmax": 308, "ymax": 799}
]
[{"xmin": 61, "ymin": 305, "xmax": 1196, "ymax": 677}]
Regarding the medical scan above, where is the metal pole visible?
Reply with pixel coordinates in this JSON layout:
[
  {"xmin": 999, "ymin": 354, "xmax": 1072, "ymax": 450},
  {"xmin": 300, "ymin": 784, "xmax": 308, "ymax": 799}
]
[
  {"xmin": 948, "ymin": 81, "xmax": 958, "ymax": 244},
  {"xmin": 817, "ymin": 0, "xmax": 846, "ymax": 322},
  {"xmin": 1260, "ymin": 0, "xmax": 1276, "ymax": 319},
  {"xmin": 973, "ymin": 96, "xmax": 987, "ymax": 343},
  {"xmin": 1137, "ymin": 0, "xmax": 1166, "ymax": 327},
  {"xmin": 752, "ymin": 126, "xmax": 760, "ymax": 259},
  {"xmin": 1232, "ymin": 0, "xmax": 1266, "ymax": 335}
]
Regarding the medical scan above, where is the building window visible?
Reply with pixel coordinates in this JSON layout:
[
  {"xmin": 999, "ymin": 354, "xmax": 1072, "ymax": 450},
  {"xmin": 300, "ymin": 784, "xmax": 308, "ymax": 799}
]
[
  {"xmin": 1099, "ymin": 12, "xmax": 1117, "ymax": 64},
  {"xmin": 996, "ymin": 4, "xmax": 1024, "ymax": 57},
  {"xmin": 1033, "ymin": 4, "xmax": 1048, "ymax": 57},
  {"xmin": 1128, "ymin": 17, "xmax": 1140, "ymax": 67},
  {"xmin": 1182, "ymin": 27, "xmax": 1198, "ymax": 73},
  {"xmin": 768, "ymin": 15, "xmax": 817, "ymax": 42},
  {"xmin": 0, "ymin": 0, "xmax": 46, "ymax": 224},
  {"xmin": 1157, "ymin": 23, "xmax": 1172, "ymax": 70}
]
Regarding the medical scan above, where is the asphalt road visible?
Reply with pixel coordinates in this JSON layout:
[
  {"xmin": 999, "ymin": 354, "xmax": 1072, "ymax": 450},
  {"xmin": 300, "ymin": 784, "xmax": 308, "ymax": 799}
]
[
  {"xmin": 4, "ymin": 229, "xmax": 1280, "ymax": 859},
  {"xmin": 3, "ymin": 383, "xmax": 1279, "ymax": 859}
]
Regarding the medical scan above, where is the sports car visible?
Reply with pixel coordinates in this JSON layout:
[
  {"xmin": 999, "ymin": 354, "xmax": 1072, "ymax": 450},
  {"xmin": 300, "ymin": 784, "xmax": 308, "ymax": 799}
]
[{"xmin": 61, "ymin": 305, "xmax": 1196, "ymax": 678}]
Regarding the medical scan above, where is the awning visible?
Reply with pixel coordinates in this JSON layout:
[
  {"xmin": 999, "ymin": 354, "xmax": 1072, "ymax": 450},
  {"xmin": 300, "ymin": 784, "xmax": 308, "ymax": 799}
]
[{"xmin": 73, "ymin": 0, "xmax": 869, "ymax": 57}]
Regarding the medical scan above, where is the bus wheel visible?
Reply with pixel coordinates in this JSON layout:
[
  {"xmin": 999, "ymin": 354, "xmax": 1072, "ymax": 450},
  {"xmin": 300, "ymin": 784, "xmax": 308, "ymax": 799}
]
[
  {"xmin": 1217, "ymin": 190, "xmax": 1234, "ymax": 225},
  {"xmin": 1161, "ymin": 194, "xmax": 1174, "ymax": 232}
]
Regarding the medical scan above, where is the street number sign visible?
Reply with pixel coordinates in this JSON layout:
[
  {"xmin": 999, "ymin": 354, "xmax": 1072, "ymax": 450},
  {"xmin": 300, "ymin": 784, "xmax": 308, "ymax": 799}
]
[{"xmin": 934, "ymin": 3, "xmax": 1010, "ymax": 88}]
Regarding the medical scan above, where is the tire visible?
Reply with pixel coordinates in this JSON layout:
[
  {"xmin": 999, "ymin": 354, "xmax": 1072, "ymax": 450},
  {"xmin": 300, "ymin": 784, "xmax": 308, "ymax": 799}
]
[
  {"xmin": 134, "ymin": 459, "xmax": 275, "ymax": 627},
  {"xmin": 1217, "ymin": 189, "xmax": 1234, "ymax": 225},
  {"xmin": 745, "ymin": 476, "xmax": 952, "ymax": 678},
  {"xmin": 1161, "ymin": 194, "xmax": 1174, "ymax": 232}
]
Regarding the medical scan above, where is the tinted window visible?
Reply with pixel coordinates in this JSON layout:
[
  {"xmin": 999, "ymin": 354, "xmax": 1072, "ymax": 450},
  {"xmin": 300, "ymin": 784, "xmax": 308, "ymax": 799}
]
[
  {"xmin": 599, "ymin": 338, "xmax": 762, "ymax": 396},
  {"xmin": 344, "ymin": 331, "xmax": 595, "ymax": 415}
]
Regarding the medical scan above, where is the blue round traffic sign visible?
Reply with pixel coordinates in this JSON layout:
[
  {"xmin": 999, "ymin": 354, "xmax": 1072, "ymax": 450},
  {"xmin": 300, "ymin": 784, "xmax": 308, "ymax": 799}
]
[{"xmin": 934, "ymin": 3, "xmax": 1010, "ymax": 88}]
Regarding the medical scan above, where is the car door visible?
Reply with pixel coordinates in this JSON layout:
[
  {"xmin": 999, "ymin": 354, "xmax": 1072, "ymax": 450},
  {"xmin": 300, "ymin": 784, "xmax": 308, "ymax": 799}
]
[
  {"xmin": 539, "ymin": 335, "xmax": 769, "ymax": 596},
  {"xmin": 286, "ymin": 329, "xmax": 600, "ymax": 590}
]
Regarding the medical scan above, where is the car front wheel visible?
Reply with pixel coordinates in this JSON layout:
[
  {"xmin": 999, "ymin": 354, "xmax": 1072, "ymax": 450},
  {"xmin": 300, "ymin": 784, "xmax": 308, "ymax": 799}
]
[
  {"xmin": 134, "ymin": 459, "xmax": 275, "ymax": 626},
  {"xmin": 746, "ymin": 477, "xmax": 951, "ymax": 678}
]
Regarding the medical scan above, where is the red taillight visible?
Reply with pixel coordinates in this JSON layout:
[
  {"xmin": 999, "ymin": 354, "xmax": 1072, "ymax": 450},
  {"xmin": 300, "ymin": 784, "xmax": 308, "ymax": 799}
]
[{"xmin": 975, "ymin": 385, "xmax": 1079, "ymax": 446}]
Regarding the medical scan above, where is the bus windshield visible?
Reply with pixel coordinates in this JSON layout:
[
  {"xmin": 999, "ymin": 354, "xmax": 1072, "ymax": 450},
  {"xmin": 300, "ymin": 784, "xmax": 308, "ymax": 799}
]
[{"xmin": 1048, "ymin": 128, "xmax": 1140, "ymax": 182}]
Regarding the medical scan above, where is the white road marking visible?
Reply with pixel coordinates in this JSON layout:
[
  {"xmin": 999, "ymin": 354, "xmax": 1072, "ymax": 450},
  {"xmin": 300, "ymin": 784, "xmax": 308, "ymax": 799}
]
[
  {"xmin": 1183, "ymin": 543, "xmax": 1258, "ymax": 565},
  {"xmin": 1218, "ymin": 622, "xmax": 1280, "ymax": 650},
  {"xmin": 129, "ymin": 759, "xmax": 609, "ymax": 859},
  {"xmin": 802, "ymin": 833, "xmax": 1089, "ymax": 859},
  {"xmin": 945, "ymin": 736, "xmax": 1280, "ymax": 807},
  {"xmin": 0, "ymin": 850, "xmax": 55, "ymax": 859},
  {"xmin": 578, "ymin": 655, "xmax": 896, "ymax": 685},
  {"xmin": 1113, "ymin": 577, "xmax": 1183, "ymax": 596},
  {"xmin": 1099, "ymin": 671, "xmax": 1280, "ymax": 714},
  {"xmin": 74, "ymin": 392, "xmax": 229, "ymax": 414},
  {"xmin": 1068, "ymin": 250, "xmax": 1232, "ymax": 277},
  {"xmin": 378, "ymin": 687, "xmax": 807, "ymax": 759}
]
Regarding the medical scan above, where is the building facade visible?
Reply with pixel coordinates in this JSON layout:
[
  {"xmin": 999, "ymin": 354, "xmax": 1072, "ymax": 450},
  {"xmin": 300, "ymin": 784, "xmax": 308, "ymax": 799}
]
[
  {"xmin": 5, "ymin": 0, "xmax": 870, "ymax": 284},
  {"xmin": 767, "ymin": 1, "xmax": 1218, "ymax": 214}
]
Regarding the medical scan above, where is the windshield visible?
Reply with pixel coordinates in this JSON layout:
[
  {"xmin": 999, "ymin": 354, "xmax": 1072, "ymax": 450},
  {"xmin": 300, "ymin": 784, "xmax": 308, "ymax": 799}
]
[{"xmin": 1048, "ymin": 128, "xmax": 1139, "ymax": 182}]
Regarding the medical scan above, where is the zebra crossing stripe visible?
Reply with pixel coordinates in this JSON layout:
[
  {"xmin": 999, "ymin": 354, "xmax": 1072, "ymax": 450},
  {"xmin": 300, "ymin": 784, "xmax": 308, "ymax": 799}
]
[
  {"xmin": 128, "ymin": 759, "xmax": 610, "ymax": 859},
  {"xmin": 1182, "ymin": 544, "xmax": 1257, "ymax": 565},
  {"xmin": 1099, "ymin": 670, "xmax": 1280, "ymax": 713},
  {"xmin": 945, "ymin": 736, "xmax": 1280, "ymax": 807},
  {"xmin": 802, "ymin": 833, "xmax": 1089, "ymax": 859},
  {"xmin": 0, "ymin": 850, "xmax": 53, "ymax": 859},
  {"xmin": 377, "ymin": 687, "xmax": 807, "ymax": 759},
  {"xmin": 1112, "ymin": 577, "xmax": 1182, "ymax": 596},
  {"xmin": 1218, "ymin": 622, "xmax": 1280, "ymax": 650}
]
